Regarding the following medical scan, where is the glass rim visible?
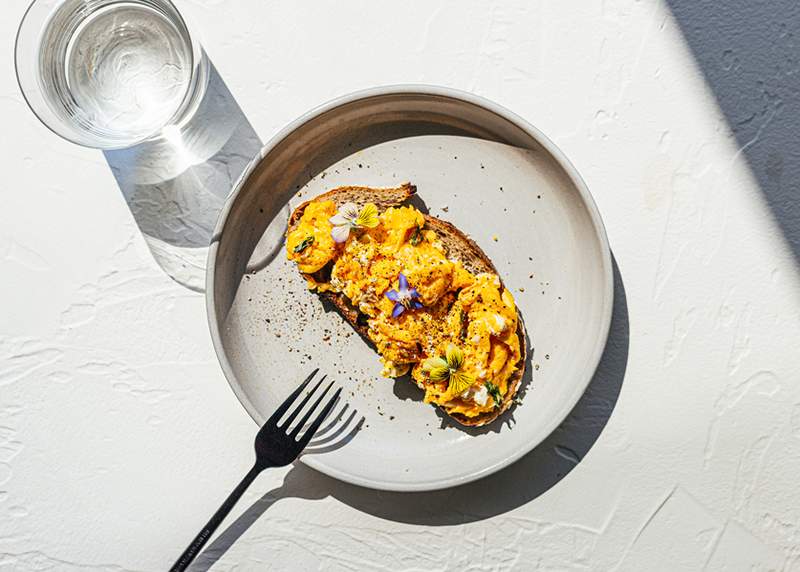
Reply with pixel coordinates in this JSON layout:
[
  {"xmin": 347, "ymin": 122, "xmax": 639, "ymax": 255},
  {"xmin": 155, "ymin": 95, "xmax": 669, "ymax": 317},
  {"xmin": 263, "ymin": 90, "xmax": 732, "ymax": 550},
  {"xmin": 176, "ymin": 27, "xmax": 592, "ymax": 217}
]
[{"xmin": 14, "ymin": 0, "xmax": 207, "ymax": 150}]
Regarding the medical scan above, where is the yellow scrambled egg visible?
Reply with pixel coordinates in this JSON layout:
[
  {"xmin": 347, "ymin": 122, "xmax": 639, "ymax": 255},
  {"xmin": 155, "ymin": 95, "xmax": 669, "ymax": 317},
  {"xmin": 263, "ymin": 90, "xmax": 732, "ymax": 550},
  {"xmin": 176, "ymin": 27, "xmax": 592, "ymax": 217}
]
[{"xmin": 286, "ymin": 201, "xmax": 521, "ymax": 418}]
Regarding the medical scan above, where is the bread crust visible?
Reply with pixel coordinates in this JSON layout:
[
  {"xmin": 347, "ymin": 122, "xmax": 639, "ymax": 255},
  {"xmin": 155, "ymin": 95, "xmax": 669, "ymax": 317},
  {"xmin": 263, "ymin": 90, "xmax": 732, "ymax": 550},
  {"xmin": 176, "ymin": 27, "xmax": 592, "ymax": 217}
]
[{"xmin": 287, "ymin": 183, "xmax": 526, "ymax": 427}]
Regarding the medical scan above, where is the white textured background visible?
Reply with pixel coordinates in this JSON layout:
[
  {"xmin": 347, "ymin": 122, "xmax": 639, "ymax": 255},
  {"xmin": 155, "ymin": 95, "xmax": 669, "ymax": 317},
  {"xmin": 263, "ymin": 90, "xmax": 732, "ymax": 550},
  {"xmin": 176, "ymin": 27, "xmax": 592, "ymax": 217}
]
[{"xmin": 2, "ymin": 0, "xmax": 800, "ymax": 570}]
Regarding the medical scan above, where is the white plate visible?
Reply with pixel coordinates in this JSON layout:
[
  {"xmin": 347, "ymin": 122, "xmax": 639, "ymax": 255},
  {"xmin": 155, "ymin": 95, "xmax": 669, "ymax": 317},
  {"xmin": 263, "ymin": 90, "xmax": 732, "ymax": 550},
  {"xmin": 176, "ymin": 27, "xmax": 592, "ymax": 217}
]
[{"xmin": 207, "ymin": 86, "xmax": 613, "ymax": 492}]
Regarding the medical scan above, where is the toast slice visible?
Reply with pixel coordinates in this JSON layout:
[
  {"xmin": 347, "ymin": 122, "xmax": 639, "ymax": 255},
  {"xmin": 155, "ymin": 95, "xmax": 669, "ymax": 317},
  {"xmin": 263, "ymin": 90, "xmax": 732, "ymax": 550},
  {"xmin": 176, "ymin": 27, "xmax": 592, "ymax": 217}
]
[{"xmin": 287, "ymin": 183, "xmax": 526, "ymax": 427}]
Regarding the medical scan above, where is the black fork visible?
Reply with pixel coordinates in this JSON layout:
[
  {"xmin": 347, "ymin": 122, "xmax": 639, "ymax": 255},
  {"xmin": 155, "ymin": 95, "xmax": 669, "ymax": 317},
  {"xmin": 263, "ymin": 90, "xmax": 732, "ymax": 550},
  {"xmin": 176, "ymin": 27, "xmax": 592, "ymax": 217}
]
[{"xmin": 170, "ymin": 370, "xmax": 340, "ymax": 571}]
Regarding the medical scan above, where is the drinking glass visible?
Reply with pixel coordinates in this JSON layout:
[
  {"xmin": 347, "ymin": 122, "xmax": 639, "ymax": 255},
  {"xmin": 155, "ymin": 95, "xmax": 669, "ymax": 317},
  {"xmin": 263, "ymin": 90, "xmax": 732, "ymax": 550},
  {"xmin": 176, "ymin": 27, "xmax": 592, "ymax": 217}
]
[{"xmin": 15, "ymin": 0, "xmax": 209, "ymax": 149}]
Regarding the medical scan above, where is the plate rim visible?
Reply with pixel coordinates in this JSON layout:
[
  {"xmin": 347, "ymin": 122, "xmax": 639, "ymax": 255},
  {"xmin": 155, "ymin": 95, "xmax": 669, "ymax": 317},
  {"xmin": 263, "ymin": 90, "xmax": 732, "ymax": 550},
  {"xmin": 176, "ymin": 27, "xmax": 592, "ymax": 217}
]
[{"xmin": 206, "ymin": 84, "xmax": 614, "ymax": 492}]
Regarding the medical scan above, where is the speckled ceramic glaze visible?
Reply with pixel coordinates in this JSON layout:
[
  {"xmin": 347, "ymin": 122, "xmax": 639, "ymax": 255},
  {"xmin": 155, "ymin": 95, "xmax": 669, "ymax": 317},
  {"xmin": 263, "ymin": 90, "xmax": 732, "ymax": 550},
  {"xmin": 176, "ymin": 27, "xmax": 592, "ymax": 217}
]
[{"xmin": 206, "ymin": 86, "xmax": 613, "ymax": 491}]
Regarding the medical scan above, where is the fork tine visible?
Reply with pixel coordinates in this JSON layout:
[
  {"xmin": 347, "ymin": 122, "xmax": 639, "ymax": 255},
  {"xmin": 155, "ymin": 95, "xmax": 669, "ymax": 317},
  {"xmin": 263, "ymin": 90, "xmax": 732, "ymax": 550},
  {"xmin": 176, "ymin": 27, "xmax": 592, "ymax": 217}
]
[
  {"xmin": 289, "ymin": 380, "xmax": 335, "ymax": 439},
  {"xmin": 264, "ymin": 368, "xmax": 319, "ymax": 427},
  {"xmin": 296, "ymin": 387, "xmax": 342, "ymax": 447},
  {"xmin": 280, "ymin": 375, "xmax": 326, "ymax": 429}
]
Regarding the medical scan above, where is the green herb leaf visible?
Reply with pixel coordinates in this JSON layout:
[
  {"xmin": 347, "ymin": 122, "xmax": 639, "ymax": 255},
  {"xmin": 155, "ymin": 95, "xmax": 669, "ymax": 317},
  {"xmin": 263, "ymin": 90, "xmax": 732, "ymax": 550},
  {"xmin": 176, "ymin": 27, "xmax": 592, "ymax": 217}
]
[
  {"xmin": 293, "ymin": 235, "xmax": 314, "ymax": 253},
  {"xmin": 409, "ymin": 225, "xmax": 424, "ymax": 246},
  {"xmin": 485, "ymin": 381, "xmax": 502, "ymax": 407}
]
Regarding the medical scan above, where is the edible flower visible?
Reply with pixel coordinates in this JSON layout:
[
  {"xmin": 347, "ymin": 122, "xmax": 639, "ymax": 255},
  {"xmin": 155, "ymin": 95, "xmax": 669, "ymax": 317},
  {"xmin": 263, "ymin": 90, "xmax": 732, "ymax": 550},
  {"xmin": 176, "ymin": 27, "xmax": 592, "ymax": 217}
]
[
  {"xmin": 385, "ymin": 272, "xmax": 423, "ymax": 317},
  {"xmin": 329, "ymin": 202, "xmax": 379, "ymax": 243},
  {"xmin": 422, "ymin": 343, "xmax": 474, "ymax": 394}
]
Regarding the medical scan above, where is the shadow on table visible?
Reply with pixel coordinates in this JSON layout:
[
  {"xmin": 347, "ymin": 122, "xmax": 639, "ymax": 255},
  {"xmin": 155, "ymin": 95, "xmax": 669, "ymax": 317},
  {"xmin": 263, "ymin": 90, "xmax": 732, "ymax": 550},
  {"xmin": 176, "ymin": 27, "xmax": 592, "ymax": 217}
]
[
  {"xmin": 665, "ymin": 1, "xmax": 800, "ymax": 266},
  {"xmin": 189, "ymin": 255, "xmax": 628, "ymax": 570},
  {"xmin": 104, "ymin": 60, "xmax": 262, "ymax": 292}
]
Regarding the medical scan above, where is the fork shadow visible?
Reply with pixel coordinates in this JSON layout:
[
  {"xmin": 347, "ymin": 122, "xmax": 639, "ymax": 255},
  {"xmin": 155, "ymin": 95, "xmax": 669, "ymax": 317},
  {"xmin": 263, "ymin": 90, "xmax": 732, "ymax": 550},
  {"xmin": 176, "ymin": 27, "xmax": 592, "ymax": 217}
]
[
  {"xmin": 189, "ymin": 255, "xmax": 628, "ymax": 569},
  {"xmin": 104, "ymin": 60, "xmax": 261, "ymax": 292},
  {"xmin": 188, "ymin": 407, "xmax": 365, "ymax": 572}
]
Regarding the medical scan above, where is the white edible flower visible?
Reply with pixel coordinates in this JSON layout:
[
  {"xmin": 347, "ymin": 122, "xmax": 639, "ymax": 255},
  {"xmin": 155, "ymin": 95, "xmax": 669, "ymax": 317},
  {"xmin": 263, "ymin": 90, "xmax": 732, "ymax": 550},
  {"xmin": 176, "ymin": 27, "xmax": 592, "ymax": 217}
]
[{"xmin": 329, "ymin": 202, "xmax": 379, "ymax": 243}]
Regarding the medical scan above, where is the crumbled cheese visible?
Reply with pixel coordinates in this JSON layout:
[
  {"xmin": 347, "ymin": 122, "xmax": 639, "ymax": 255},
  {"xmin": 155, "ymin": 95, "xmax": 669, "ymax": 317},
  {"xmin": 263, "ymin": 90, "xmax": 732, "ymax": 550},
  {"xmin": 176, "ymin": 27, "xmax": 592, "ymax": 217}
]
[
  {"xmin": 491, "ymin": 313, "xmax": 506, "ymax": 335},
  {"xmin": 473, "ymin": 384, "xmax": 489, "ymax": 406}
]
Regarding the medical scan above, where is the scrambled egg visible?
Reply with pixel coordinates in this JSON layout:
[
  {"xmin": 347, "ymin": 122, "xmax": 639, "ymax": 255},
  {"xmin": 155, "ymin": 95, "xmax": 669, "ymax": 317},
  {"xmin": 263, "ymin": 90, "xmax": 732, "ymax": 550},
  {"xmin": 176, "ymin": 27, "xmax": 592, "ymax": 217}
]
[{"xmin": 286, "ymin": 201, "xmax": 521, "ymax": 418}]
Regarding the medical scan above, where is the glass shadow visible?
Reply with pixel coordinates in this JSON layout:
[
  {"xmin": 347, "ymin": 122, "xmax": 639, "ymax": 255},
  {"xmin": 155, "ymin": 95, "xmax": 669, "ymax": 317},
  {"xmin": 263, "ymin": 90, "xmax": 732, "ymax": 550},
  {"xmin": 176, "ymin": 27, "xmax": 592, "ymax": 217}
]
[{"xmin": 104, "ymin": 60, "xmax": 262, "ymax": 291}]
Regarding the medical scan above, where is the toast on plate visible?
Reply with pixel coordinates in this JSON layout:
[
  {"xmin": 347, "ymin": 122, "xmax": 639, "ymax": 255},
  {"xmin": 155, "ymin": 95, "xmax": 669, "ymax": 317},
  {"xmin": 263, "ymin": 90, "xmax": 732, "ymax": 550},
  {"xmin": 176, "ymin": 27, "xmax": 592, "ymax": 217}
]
[{"xmin": 285, "ymin": 183, "xmax": 526, "ymax": 427}]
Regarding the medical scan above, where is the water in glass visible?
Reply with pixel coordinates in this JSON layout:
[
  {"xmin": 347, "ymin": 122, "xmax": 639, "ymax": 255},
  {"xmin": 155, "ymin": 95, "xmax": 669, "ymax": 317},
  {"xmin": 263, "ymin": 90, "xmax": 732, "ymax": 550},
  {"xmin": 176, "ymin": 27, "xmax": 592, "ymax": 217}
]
[{"xmin": 33, "ymin": 0, "xmax": 203, "ymax": 147}]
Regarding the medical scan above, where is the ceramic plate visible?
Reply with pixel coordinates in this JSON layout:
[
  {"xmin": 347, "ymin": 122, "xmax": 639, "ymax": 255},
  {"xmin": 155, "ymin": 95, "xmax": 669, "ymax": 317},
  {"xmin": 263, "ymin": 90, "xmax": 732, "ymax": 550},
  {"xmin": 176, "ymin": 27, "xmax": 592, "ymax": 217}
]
[{"xmin": 207, "ymin": 86, "xmax": 613, "ymax": 492}]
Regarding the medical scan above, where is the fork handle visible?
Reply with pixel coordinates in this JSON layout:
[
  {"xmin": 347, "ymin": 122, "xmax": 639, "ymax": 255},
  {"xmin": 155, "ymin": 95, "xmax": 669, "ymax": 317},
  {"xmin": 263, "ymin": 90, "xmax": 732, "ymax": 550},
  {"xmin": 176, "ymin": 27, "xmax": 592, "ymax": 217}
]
[{"xmin": 170, "ymin": 463, "xmax": 263, "ymax": 572}]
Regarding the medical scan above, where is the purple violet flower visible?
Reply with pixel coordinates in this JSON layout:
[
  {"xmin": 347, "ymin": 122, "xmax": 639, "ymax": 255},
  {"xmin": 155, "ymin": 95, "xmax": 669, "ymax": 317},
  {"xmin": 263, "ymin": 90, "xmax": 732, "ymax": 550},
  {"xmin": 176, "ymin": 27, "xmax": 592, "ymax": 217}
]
[{"xmin": 385, "ymin": 273, "xmax": 423, "ymax": 318}]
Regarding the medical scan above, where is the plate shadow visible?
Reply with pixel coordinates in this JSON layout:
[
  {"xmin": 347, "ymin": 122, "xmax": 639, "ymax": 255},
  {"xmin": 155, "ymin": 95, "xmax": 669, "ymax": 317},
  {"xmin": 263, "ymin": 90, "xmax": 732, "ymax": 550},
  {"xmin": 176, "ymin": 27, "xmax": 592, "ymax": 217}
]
[{"xmin": 187, "ymin": 254, "xmax": 627, "ymax": 568}]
